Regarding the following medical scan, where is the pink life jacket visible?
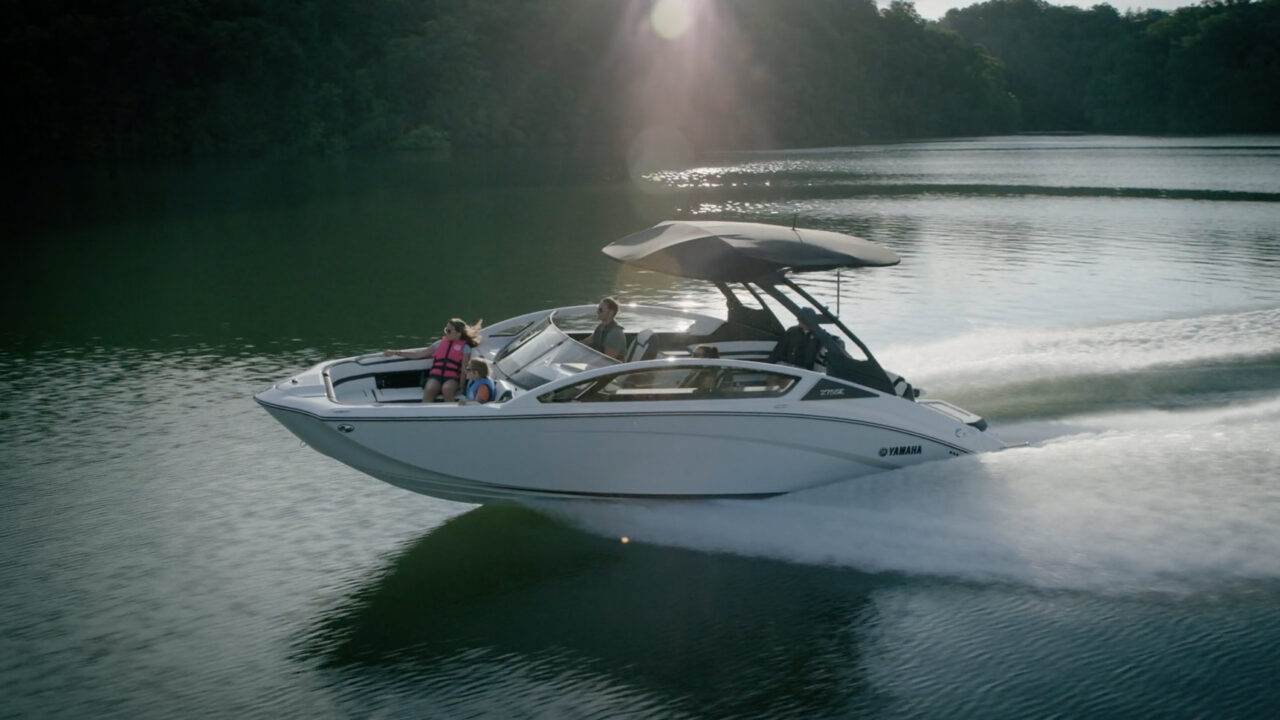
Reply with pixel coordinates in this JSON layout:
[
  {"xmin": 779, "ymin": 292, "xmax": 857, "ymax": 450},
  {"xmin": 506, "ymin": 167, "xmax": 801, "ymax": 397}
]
[{"xmin": 429, "ymin": 340, "xmax": 466, "ymax": 380}]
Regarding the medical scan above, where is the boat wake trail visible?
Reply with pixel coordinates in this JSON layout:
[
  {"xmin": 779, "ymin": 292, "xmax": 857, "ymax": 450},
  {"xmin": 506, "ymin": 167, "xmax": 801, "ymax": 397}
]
[
  {"xmin": 878, "ymin": 307, "xmax": 1280, "ymax": 424},
  {"xmin": 546, "ymin": 401, "xmax": 1280, "ymax": 594},
  {"xmin": 543, "ymin": 309, "xmax": 1280, "ymax": 595}
]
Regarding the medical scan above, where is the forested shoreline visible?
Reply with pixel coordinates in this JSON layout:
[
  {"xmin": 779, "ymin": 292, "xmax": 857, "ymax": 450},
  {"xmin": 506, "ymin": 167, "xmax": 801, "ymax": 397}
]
[{"xmin": 3, "ymin": 0, "xmax": 1278, "ymax": 164}]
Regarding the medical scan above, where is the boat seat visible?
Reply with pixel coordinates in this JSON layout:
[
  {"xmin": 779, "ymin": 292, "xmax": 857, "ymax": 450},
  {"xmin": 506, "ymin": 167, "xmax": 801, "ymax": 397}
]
[
  {"xmin": 372, "ymin": 387, "xmax": 425, "ymax": 403},
  {"xmin": 625, "ymin": 329, "xmax": 655, "ymax": 362}
]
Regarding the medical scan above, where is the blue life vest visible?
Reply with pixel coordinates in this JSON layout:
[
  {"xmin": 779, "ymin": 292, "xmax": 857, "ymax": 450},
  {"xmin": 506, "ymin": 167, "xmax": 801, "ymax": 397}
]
[{"xmin": 464, "ymin": 377, "xmax": 496, "ymax": 403}]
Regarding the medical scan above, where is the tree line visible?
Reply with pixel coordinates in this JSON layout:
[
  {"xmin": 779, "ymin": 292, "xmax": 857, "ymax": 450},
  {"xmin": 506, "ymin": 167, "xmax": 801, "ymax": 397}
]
[{"xmin": 3, "ymin": 0, "xmax": 1277, "ymax": 163}]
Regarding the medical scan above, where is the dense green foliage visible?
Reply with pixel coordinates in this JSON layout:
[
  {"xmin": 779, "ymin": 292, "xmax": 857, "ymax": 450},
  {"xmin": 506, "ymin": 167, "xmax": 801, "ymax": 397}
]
[
  {"xmin": 944, "ymin": 0, "xmax": 1280, "ymax": 133},
  {"xmin": 3, "ymin": 0, "xmax": 1276, "ymax": 163}
]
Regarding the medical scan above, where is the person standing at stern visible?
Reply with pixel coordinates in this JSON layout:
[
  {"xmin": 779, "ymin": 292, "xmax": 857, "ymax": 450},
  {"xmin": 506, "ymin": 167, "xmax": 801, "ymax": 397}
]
[{"xmin": 767, "ymin": 310, "xmax": 821, "ymax": 370}]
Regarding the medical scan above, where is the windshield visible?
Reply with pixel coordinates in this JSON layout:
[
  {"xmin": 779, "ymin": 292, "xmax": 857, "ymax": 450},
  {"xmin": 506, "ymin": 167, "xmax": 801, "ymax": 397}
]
[{"xmin": 494, "ymin": 311, "xmax": 618, "ymax": 390}]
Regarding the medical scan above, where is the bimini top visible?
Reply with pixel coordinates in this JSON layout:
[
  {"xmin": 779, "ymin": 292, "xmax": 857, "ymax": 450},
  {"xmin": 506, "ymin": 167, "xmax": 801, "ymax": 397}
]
[{"xmin": 602, "ymin": 220, "xmax": 900, "ymax": 282}]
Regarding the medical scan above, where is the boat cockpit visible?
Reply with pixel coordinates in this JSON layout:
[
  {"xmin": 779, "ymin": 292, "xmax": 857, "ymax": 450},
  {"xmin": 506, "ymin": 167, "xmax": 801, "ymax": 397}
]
[{"xmin": 323, "ymin": 271, "xmax": 913, "ymax": 407}]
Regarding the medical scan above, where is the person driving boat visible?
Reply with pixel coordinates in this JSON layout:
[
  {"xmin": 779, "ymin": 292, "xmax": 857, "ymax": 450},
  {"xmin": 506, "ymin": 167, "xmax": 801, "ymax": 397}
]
[{"xmin": 585, "ymin": 296, "xmax": 625, "ymax": 359}]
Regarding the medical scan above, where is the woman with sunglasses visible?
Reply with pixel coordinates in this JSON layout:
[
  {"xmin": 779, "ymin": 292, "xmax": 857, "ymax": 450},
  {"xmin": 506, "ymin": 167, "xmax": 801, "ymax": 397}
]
[{"xmin": 384, "ymin": 318, "xmax": 482, "ymax": 402}]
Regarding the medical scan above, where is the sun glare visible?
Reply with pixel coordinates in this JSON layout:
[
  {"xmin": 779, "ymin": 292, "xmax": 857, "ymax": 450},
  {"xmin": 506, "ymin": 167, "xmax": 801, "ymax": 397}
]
[
  {"xmin": 612, "ymin": 0, "xmax": 774, "ymax": 200},
  {"xmin": 650, "ymin": 0, "xmax": 695, "ymax": 40}
]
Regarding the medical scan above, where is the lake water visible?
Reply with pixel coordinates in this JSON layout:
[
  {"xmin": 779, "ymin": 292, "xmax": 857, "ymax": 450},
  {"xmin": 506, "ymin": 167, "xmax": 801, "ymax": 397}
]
[{"xmin": 3, "ymin": 135, "xmax": 1279, "ymax": 718}]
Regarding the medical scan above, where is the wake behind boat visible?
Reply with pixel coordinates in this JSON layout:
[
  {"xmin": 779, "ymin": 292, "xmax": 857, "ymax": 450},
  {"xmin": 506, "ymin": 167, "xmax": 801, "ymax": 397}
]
[{"xmin": 255, "ymin": 220, "xmax": 1006, "ymax": 504}]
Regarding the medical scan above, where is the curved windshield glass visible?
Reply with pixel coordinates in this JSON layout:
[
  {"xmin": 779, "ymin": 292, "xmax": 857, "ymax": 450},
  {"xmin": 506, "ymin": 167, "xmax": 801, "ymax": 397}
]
[
  {"xmin": 494, "ymin": 315, "xmax": 553, "ymax": 364},
  {"xmin": 495, "ymin": 311, "xmax": 618, "ymax": 390}
]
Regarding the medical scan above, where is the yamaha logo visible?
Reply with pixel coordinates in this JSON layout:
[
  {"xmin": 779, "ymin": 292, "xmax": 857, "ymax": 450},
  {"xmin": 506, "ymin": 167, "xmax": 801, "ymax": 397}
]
[{"xmin": 879, "ymin": 445, "xmax": 922, "ymax": 457}]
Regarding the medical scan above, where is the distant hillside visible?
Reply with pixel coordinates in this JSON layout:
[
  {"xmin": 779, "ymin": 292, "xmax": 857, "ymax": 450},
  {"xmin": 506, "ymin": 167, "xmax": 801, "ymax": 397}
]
[{"xmin": 2, "ymin": 0, "xmax": 1275, "ymax": 163}]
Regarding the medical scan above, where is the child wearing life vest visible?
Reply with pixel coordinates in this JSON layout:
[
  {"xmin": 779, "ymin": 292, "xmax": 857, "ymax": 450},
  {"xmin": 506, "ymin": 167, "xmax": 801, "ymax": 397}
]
[
  {"xmin": 384, "ymin": 317, "xmax": 482, "ymax": 402},
  {"xmin": 459, "ymin": 357, "xmax": 496, "ymax": 405}
]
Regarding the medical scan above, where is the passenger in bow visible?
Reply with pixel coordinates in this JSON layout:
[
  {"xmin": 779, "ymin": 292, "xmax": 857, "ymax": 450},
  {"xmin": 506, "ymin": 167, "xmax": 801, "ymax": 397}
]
[
  {"xmin": 385, "ymin": 317, "xmax": 482, "ymax": 402},
  {"xmin": 459, "ymin": 358, "xmax": 496, "ymax": 405}
]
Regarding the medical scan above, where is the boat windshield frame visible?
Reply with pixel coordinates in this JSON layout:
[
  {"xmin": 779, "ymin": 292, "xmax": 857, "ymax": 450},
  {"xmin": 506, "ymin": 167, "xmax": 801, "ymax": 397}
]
[
  {"xmin": 719, "ymin": 272, "xmax": 898, "ymax": 395},
  {"xmin": 494, "ymin": 310, "xmax": 619, "ymax": 390}
]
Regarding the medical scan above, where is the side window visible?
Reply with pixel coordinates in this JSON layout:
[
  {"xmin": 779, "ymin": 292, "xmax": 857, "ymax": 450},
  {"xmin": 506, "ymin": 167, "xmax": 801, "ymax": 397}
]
[
  {"xmin": 540, "ymin": 378, "xmax": 601, "ymax": 403},
  {"xmin": 613, "ymin": 367, "xmax": 701, "ymax": 397},
  {"xmin": 539, "ymin": 366, "xmax": 799, "ymax": 402},
  {"xmin": 719, "ymin": 369, "xmax": 798, "ymax": 396}
]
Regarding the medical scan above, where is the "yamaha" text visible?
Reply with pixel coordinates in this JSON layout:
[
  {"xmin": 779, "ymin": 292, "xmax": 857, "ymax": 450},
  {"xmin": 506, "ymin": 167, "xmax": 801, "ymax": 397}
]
[{"xmin": 879, "ymin": 445, "xmax": 922, "ymax": 457}]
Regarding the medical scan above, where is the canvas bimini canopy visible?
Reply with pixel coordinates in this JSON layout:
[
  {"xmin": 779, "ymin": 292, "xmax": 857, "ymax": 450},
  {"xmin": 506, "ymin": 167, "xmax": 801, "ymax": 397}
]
[
  {"xmin": 603, "ymin": 220, "xmax": 908, "ymax": 396},
  {"xmin": 601, "ymin": 219, "xmax": 900, "ymax": 282}
]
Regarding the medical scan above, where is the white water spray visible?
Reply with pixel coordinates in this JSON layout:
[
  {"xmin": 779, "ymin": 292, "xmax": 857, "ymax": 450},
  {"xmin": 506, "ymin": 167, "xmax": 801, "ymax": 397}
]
[
  {"xmin": 544, "ymin": 310, "xmax": 1280, "ymax": 594},
  {"xmin": 878, "ymin": 307, "xmax": 1280, "ymax": 390}
]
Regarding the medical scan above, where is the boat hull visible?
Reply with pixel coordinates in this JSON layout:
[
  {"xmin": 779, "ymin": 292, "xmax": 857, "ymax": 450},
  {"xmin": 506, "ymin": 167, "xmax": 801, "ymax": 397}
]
[{"xmin": 256, "ymin": 383, "xmax": 1001, "ymax": 504}]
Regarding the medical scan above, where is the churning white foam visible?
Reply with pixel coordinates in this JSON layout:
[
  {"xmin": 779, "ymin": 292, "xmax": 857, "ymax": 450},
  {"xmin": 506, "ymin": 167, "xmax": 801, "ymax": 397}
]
[
  {"xmin": 543, "ymin": 310, "xmax": 1280, "ymax": 594},
  {"xmin": 877, "ymin": 307, "xmax": 1280, "ymax": 391},
  {"xmin": 548, "ymin": 403, "xmax": 1280, "ymax": 594}
]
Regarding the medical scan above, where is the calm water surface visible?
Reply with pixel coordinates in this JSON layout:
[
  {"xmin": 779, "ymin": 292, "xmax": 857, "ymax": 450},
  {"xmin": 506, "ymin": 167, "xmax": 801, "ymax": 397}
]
[{"xmin": 3, "ymin": 136, "xmax": 1279, "ymax": 718}]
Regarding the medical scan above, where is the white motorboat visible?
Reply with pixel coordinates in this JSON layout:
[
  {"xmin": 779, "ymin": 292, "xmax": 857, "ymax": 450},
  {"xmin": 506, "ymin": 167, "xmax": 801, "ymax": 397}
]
[{"xmin": 255, "ymin": 220, "xmax": 1006, "ymax": 504}]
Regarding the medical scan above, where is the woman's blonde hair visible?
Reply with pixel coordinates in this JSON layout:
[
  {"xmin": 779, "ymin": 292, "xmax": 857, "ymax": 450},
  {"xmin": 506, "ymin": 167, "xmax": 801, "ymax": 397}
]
[{"xmin": 446, "ymin": 318, "xmax": 484, "ymax": 347}]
